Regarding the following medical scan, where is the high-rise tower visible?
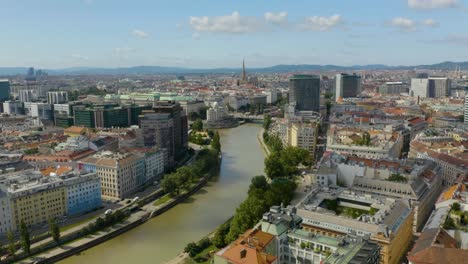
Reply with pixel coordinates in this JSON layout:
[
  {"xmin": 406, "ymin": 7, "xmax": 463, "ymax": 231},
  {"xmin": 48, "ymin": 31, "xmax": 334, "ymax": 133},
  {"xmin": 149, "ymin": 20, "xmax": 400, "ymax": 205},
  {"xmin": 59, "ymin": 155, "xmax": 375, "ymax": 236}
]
[{"xmin": 289, "ymin": 75, "xmax": 321, "ymax": 112}]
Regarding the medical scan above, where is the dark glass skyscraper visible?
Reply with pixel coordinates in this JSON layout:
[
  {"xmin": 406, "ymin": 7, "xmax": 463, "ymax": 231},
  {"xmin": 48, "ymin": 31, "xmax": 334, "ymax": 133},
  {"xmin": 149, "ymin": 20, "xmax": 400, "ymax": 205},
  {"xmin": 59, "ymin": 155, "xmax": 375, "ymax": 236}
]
[
  {"xmin": 0, "ymin": 79, "xmax": 11, "ymax": 101},
  {"xmin": 289, "ymin": 75, "xmax": 321, "ymax": 112}
]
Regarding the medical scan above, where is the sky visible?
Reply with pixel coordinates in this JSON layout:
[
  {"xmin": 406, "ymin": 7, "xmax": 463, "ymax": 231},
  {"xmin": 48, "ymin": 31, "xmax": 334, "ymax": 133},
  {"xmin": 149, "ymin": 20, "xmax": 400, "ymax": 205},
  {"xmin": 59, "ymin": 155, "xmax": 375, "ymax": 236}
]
[{"xmin": 1, "ymin": 0, "xmax": 468, "ymax": 68}]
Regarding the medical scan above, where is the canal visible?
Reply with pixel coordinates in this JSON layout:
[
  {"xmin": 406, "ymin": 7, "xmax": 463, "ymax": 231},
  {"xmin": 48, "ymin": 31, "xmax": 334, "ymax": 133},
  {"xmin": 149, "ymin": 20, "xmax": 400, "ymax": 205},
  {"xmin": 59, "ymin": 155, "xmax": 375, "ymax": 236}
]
[{"xmin": 59, "ymin": 124, "xmax": 265, "ymax": 264}]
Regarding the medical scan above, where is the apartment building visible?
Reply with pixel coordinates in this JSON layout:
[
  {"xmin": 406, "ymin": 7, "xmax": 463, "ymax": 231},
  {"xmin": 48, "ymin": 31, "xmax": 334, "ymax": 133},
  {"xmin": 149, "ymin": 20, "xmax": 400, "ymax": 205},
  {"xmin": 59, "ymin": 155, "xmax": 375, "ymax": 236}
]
[
  {"xmin": 409, "ymin": 133, "xmax": 468, "ymax": 186},
  {"xmin": 326, "ymin": 125, "xmax": 404, "ymax": 159}
]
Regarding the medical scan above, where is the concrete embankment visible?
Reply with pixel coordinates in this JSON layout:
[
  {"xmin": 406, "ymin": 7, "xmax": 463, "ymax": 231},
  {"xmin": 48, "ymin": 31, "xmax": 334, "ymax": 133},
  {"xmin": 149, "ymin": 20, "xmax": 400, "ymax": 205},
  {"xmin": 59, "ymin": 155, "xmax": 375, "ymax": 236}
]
[{"xmin": 21, "ymin": 178, "xmax": 210, "ymax": 264}]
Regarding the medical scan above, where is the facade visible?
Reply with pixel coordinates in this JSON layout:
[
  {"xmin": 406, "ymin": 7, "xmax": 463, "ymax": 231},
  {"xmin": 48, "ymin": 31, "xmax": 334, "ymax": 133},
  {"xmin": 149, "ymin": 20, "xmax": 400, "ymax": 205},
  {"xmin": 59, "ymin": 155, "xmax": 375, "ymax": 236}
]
[
  {"xmin": 289, "ymin": 75, "xmax": 321, "ymax": 112},
  {"xmin": 289, "ymin": 122, "xmax": 318, "ymax": 160},
  {"xmin": 318, "ymin": 153, "xmax": 443, "ymax": 232},
  {"xmin": 74, "ymin": 105, "xmax": 145, "ymax": 128},
  {"xmin": 326, "ymin": 125, "xmax": 404, "ymax": 159},
  {"xmin": 464, "ymin": 94, "xmax": 468, "ymax": 125},
  {"xmin": 409, "ymin": 134, "xmax": 468, "ymax": 186},
  {"xmin": 228, "ymin": 96, "xmax": 249, "ymax": 110},
  {"xmin": 297, "ymin": 190, "xmax": 414, "ymax": 264},
  {"xmin": 411, "ymin": 77, "xmax": 451, "ymax": 98},
  {"xmin": 410, "ymin": 78, "xmax": 430, "ymax": 98},
  {"xmin": 249, "ymin": 95, "xmax": 268, "ymax": 106},
  {"xmin": 0, "ymin": 79, "xmax": 10, "ymax": 101},
  {"xmin": 139, "ymin": 111, "xmax": 175, "ymax": 163},
  {"xmin": 335, "ymin": 73, "xmax": 361, "ymax": 101},
  {"xmin": 217, "ymin": 205, "xmax": 380, "ymax": 264},
  {"xmin": 2, "ymin": 101, "xmax": 24, "ymax": 115},
  {"xmin": 79, "ymin": 151, "xmax": 145, "ymax": 200},
  {"xmin": 47, "ymin": 91, "xmax": 68, "ymax": 104},
  {"xmin": 0, "ymin": 169, "xmax": 102, "ymax": 234},
  {"xmin": 378, "ymin": 82, "xmax": 409, "ymax": 95},
  {"xmin": 263, "ymin": 89, "xmax": 279, "ymax": 104},
  {"xmin": 62, "ymin": 171, "xmax": 102, "ymax": 216},
  {"xmin": 18, "ymin": 89, "xmax": 36, "ymax": 102},
  {"xmin": 0, "ymin": 191, "xmax": 13, "ymax": 234},
  {"xmin": 207, "ymin": 102, "xmax": 227, "ymax": 122},
  {"xmin": 179, "ymin": 100, "xmax": 206, "ymax": 116},
  {"xmin": 30, "ymin": 102, "xmax": 54, "ymax": 121},
  {"xmin": 151, "ymin": 101, "xmax": 188, "ymax": 161}
]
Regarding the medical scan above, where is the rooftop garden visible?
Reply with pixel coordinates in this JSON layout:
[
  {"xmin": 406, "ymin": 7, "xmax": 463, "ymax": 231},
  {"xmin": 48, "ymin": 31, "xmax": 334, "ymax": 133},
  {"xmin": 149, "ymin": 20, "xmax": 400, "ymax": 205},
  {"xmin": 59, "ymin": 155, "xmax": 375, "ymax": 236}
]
[
  {"xmin": 386, "ymin": 173, "xmax": 408, "ymax": 183},
  {"xmin": 321, "ymin": 199, "xmax": 377, "ymax": 219}
]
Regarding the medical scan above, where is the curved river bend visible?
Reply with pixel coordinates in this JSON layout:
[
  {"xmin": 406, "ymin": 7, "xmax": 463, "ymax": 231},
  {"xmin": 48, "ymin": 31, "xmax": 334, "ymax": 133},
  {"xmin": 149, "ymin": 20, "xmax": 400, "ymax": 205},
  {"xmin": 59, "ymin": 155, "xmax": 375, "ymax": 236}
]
[{"xmin": 60, "ymin": 124, "xmax": 264, "ymax": 264}]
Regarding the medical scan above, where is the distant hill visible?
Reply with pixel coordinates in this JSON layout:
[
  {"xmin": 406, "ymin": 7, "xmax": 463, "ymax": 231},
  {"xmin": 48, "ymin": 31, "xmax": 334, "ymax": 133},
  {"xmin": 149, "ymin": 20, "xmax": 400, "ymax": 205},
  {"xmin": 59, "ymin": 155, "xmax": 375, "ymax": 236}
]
[{"xmin": 0, "ymin": 61, "xmax": 467, "ymax": 76}]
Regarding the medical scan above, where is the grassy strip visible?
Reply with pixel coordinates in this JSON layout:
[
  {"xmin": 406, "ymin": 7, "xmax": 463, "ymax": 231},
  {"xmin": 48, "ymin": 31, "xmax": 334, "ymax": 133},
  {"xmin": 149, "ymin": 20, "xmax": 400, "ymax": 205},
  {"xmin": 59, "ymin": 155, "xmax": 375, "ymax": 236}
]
[
  {"xmin": 153, "ymin": 194, "xmax": 172, "ymax": 206},
  {"xmin": 60, "ymin": 215, "xmax": 99, "ymax": 232}
]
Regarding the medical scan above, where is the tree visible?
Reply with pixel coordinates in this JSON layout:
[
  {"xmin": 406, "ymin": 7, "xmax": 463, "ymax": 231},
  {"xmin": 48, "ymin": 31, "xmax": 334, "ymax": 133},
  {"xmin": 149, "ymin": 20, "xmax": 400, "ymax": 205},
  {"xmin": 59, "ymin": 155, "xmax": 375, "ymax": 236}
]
[
  {"xmin": 20, "ymin": 221, "xmax": 30, "ymax": 255},
  {"xmin": 264, "ymin": 153, "xmax": 284, "ymax": 179},
  {"xmin": 188, "ymin": 112, "xmax": 201, "ymax": 121},
  {"xmin": 263, "ymin": 115, "xmax": 272, "ymax": 130},
  {"xmin": 211, "ymin": 131, "xmax": 221, "ymax": 153},
  {"xmin": 265, "ymin": 134, "xmax": 283, "ymax": 153},
  {"xmin": 324, "ymin": 92, "xmax": 334, "ymax": 99},
  {"xmin": 226, "ymin": 195, "xmax": 268, "ymax": 243},
  {"xmin": 184, "ymin": 242, "xmax": 200, "ymax": 257},
  {"xmin": 248, "ymin": 176, "xmax": 269, "ymax": 195},
  {"xmin": 452, "ymin": 202, "xmax": 461, "ymax": 211},
  {"xmin": 325, "ymin": 101, "xmax": 332, "ymax": 116},
  {"xmin": 162, "ymin": 175, "xmax": 179, "ymax": 195},
  {"xmin": 49, "ymin": 218, "xmax": 61, "ymax": 245},
  {"xmin": 7, "ymin": 231, "xmax": 16, "ymax": 256},
  {"xmin": 192, "ymin": 118, "xmax": 203, "ymax": 132},
  {"xmin": 387, "ymin": 173, "xmax": 408, "ymax": 183},
  {"xmin": 213, "ymin": 221, "xmax": 231, "ymax": 248}
]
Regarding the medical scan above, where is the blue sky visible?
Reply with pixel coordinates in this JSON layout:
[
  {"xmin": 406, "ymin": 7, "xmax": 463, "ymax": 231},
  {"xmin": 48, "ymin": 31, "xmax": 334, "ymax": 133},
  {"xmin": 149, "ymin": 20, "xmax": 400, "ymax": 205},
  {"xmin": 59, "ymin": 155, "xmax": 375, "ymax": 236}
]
[{"xmin": 1, "ymin": 0, "xmax": 468, "ymax": 68}]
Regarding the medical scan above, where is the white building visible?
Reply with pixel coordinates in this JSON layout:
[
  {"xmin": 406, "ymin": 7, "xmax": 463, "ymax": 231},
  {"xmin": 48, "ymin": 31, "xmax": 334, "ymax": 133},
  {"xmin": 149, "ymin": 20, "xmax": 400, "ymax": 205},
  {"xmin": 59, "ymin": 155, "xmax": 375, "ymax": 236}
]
[
  {"xmin": 143, "ymin": 149, "xmax": 166, "ymax": 181},
  {"xmin": 289, "ymin": 122, "xmax": 318, "ymax": 157},
  {"xmin": 0, "ymin": 192, "xmax": 13, "ymax": 234},
  {"xmin": 206, "ymin": 102, "xmax": 227, "ymax": 122},
  {"xmin": 47, "ymin": 91, "xmax": 68, "ymax": 104},
  {"xmin": 18, "ymin": 89, "xmax": 36, "ymax": 102},
  {"xmin": 54, "ymin": 103, "xmax": 72, "ymax": 116},
  {"xmin": 30, "ymin": 102, "xmax": 54, "ymax": 120},
  {"xmin": 411, "ymin": 78, "xmax": 430, "ymax": 98},
  {"xmin": 263, "ymin": 89, "xmax": 278, "ymax": 104},
  {"xmin": 2, "ymin": 101, "xmax": 23, "ymax": 115},
  {"xmin": 411, "ymin": 77, "xmax": 451, "ymax": 98}
]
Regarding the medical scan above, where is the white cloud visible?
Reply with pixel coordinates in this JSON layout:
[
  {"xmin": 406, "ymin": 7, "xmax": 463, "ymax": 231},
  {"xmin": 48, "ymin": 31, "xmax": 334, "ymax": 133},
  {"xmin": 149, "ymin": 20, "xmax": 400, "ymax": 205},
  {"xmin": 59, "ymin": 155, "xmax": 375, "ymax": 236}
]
[
  {"xmin": 298, "ymin": 14, "xmax": 343, "ymax": 31},
  {"xmin": 132, "ymin": 29, "xmax": 149, "ymax": 38},
  {"xmin": 390, "ymin": 17, "xmax": 416, "ymax": 32},
  {"xmin": 189, "ymin": 12, "xmax": 262, "ymax": 33},
  {"xmin": 71, "ymin": 54, "xmax": 89, "ymax": 60},
  {"xmin": 423, "ymin": 19, "xmax": 440, "ymax": 27},
  {"xmin": 264, "ymin": 12, "xmax": 288, "ymax": 25},
  {"xmin": 408, "ymin": 0, "xmax": 459, "ymax": 9}
]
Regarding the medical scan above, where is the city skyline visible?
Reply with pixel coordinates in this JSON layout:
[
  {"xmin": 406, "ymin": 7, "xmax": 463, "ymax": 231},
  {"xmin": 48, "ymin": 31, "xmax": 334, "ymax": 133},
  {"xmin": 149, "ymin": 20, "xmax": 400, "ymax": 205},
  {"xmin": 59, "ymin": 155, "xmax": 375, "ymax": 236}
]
[{"xmin": 2, "ymin": 0, "xmax": 468, "ymax": 68}]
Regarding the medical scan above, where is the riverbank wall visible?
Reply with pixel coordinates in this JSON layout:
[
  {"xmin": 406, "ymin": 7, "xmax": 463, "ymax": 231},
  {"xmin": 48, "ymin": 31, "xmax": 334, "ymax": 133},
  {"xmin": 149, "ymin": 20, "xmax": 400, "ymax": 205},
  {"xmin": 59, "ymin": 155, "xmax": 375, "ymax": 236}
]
[
  {"xmin": 34, "ymin": 217, "xmax": 147, "ymax": 264},
  {"xmin": 23, "ymin": 178, "xmax": 210, "ymax": 264}
]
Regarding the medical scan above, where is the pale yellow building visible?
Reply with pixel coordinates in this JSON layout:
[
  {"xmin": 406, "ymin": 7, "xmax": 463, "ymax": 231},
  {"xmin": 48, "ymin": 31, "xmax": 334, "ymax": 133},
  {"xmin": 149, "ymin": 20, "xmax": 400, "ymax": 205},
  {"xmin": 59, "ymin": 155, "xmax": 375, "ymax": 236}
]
[
  {"xmin": 8, "ymin": 178, "xmax": 67, "ymax": 230},
  {"xmin": 289, "ymin": 122, "xmax": 318, "ymax": 160}
]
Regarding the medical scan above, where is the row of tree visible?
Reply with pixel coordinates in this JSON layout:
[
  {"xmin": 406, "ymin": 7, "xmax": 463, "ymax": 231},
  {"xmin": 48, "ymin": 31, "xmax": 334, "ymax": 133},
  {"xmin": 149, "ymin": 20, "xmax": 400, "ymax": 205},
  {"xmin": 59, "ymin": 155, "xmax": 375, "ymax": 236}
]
[
  {"xmin": 264, "ymin": 146, "xmax": 311, "ymax": 179},
  {"xmin": 0, "ymin": 218, "xmax": 60, "ymax": 261},
  {"xmin": 162, "ymin": 132, "xmax": 221, "ymax": 196},
  {"xmin": 212, "ymin": 176, "xmax": 296, "ymax": 247}
]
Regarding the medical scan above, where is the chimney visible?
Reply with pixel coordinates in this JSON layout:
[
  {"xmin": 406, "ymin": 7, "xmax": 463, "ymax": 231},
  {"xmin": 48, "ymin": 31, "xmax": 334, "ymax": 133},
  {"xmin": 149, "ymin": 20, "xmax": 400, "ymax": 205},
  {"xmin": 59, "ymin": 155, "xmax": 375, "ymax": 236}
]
[{"xmin": 240, "ymin": 249, "xmax": 247, "ymax": 259}]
